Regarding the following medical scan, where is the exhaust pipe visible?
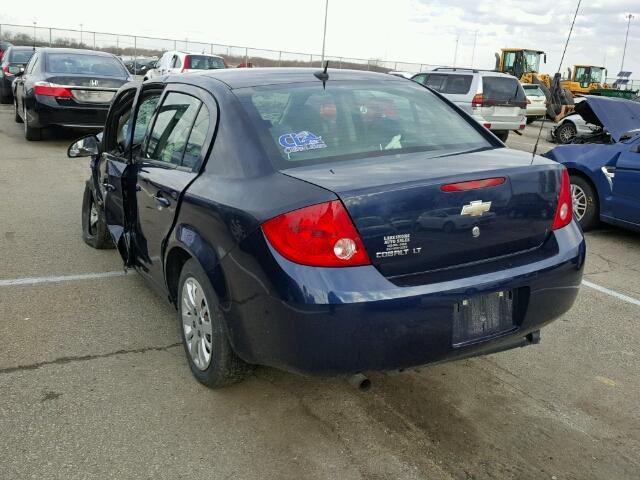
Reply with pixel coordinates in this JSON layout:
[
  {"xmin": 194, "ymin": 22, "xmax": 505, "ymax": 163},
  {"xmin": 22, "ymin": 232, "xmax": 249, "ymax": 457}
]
[{"xmin": 347, "ymin": 373, "xmax": 371, "ymax": 392}]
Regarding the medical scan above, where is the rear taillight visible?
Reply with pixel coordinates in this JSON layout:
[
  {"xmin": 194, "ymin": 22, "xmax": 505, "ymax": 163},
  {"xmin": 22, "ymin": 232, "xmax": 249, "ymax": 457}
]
[
  {"xmin": 471, "ymin": 93, "xmax": 484, "ymax": 107},
  {"xmin": 2, "ymin": 65, "xmax": 12, "ymax": 77},
  {"xmin": 526, "ymin": 98, "xmax": 531, "ymax": 104},
  {"xmin": 181, "ymin": 55, "xmax": 191, "ymax": 73},
  {"xmin": 552, "ymin": 168, "xmax": 572, "ymax": 230},
  {"xmin": 33, "ymin": 82, "xmax": 72, "ymax": 97},
  {"xmin": 262, "ymin": 200, "xmax": 371, "ymax": 267}
]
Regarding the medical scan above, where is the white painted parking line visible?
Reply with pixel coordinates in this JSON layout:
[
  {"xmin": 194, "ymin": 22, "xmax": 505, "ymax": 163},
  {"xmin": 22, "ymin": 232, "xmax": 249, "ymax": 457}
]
[
  {"xmin": 582, "ymin": 280, "xmax": 640, "ymax": 307},
  {"xmin": 0, "ymin": 271, "xmax": 127, "ymax": 287}
]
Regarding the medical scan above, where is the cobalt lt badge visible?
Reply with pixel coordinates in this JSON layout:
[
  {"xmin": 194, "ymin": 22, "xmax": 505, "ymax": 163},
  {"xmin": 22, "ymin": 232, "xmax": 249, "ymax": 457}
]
[{"xmin": 472, "ymin": 226, "xmax": 480, "ymax": 238}]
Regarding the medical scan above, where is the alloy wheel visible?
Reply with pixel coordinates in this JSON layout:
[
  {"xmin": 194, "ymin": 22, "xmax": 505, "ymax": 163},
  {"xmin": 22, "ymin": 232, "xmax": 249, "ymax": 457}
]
[
  {"xmin": 558, "ymin": 125, "xmax": 576, "ymax": 144},
  {"xmin": 181, "ymin": 277, "xmax": 213, "ymax": 370},
  {"xmin": 571, "ymin": 183, "xmax": 587, "ymax": 221}
]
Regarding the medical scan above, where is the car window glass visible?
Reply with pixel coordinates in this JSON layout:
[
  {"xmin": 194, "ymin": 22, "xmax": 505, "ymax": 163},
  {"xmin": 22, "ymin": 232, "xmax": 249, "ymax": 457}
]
[
  {"xmin": 171, "ymin": 56, "xmax": 181, "ymax": 69},
  {"xmin": 188, "ymin": 55, "xmax": 225, "ymax": 70},
  {"xmin": 412, "ymin": 74, "xmax": 426, "ymax": 84},
  {"xmin": 47, "ymin": 53, "xmax": 126, "ymax": 76},
  {"xmin": 27, "ymin": 54, "xmax": 39, "ymax": 74},
  {"xmin": 443, "ymin": 75, "xmax": 472, "ymax": 94},
  {"xmin": 9, "ymin": 49, "xmax": 35, "ymax": 63},
  {"xmin": 182, "ymin": 105, "xmax": 210, "ymax": 169},
  {"xmin": 421, "ymin": 74, "xmax": 448, "ymax": 92},
  {"xmin": 482, "ymin": 77, "xmax": 526, "ymax": 104},
  {"xmin": 116, "ymin": 93, "xmax": 162, "ymax": 151},
  {"xmin": 238, "ymin": 80, "xmax": 490, "ymax": 168},
  {"xmin": 145, "ymin": 92, "xmax": 201, "ymax": 165}
]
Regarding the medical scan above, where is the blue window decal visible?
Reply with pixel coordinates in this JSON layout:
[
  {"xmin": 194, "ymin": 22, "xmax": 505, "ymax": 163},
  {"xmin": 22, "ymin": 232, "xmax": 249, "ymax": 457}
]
[{"xmin": 278, "ymin": 131, "xmax": 327, "ymax": 154}]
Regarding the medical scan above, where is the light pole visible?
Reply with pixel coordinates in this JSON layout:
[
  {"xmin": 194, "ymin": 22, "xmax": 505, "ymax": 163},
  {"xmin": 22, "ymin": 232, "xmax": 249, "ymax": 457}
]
[
  {"xmin": 470, "ymin": 30, "xmax": 478, "ymax": 68},
  {"xmin": 621, "ymin": 14, "xmax": 634, "ymax": 72},
  {"xmin": 453, "ymin": 34, "xmax": 460, "ymax": 68},
  {"xmin": 320, "ymin": 0, "xmax": 329, "ymax": 64},
  {"xmin": 32, "ymin": 21, "xmax": 36, "ymax": 47},
  {"xmin": 80, "ymin": 23, "xmax": 83, "ymax": 46}
]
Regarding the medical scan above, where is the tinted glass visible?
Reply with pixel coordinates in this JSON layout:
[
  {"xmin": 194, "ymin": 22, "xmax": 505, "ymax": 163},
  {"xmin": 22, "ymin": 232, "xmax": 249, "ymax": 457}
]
[
  {"xmin": 172, "ymin": 56, "xmax": 182, "ymax": 68},
  {"xmin": 237, "ymin": 80, "xmax": 491, "ymax": 168},
  {"xmin": 419, "ymin": 74, "xmax": 447, "ymax": 92},
  {"xmin": 116, "ymin": 93, "xmax": 162, "ymax": 148},
  {"xmin": 9, "ymin": 49, "xmax": 35, "ymax": 63},
  {"xmin": 443, "ymin": 75, "xmax": 472, "ymax": 94},
  {"xmin": 182, "ymin": 106, "xmax": 210, "ymax": 169},
  {"xmin": 47, "ymin": 53, "xmax": 126, "ymax": 76},
  {"xmin": 187, "ymin": 55, "xmax": 225, "ymax": 70},
  {"xmin": 145, "ymin": 92, "xmax": 201, "ymax": 165},
  {"xmin": 482, "ymin": 77, "xmax": 526, "ymax": 104},
  {"xmin": 523, "ymin": 85, "xmax": 544, "ymax": 96}
]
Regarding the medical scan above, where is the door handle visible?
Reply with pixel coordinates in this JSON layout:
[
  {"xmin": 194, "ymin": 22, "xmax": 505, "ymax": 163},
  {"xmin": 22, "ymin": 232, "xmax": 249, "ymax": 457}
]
[
  {"xmin": 102, "ymin": 182, "xmax": 116, "ymax": 192},
  {"xmin": 153, "ymin": 193, "xmax": 171, "ymax": 208}
]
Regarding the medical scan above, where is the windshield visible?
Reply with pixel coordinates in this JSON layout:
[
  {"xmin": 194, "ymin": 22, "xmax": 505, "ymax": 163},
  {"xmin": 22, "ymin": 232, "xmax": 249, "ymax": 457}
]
[
  {"xmin": 47, "ymin": 53, "xmax": 127, "ymax": 76},
  {"xmin": 188, "ymin": 55, "xmax": 225, "ymax": 70},
  {"xmin": 236, "ymin": 80, "xmax": 492, "ymax": 168},
  {"xmin": 523, "ymin": 85, "xmax": 545, "ymax": 97},
  {"xmin": 523, "ymin": 51, "xmax": 541, "ymax": 73}
]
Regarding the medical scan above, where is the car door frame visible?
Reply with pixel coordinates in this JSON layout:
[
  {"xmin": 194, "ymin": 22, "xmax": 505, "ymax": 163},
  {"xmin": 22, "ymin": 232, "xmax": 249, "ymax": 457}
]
[
  {"xmin": 131, "ymin": 82, "xmax": 219, "ymax": 290},
  {"xmin": 610, "ymin": 139, "xmax": 640, "ymax": 227}
]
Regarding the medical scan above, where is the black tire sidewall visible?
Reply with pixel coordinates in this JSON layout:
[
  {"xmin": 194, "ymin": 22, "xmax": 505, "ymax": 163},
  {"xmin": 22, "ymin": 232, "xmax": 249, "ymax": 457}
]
[
  {"xmin": 81, "ymin": 181, "xmax": 113, "ymax": 249},
  {"xmin": 177, "ymin": 258, "xmax": 250, "ymax": 388},
  {"xmin": 570, "ymin": 175, "xmax": 598, "ymax": 230}
]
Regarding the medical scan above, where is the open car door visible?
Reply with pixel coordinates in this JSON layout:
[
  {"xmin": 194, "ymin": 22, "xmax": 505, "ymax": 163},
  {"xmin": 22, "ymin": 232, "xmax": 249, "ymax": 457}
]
[{"xmin": 96, "ymin": 84, "xmax": 145, "ymax": 268}]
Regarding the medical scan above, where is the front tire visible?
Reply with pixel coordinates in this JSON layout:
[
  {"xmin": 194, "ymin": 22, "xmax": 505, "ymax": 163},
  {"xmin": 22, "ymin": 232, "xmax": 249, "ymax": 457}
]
[
  {"xmin": 555, "ymin": 122, "xmax": 577, "ymax": 144},
  {"xmin": 14, "ymin": 99, "xmax": 23, "ymax": 123},
  {"xmin": 570, "ymin": 175, "xmax": 598, "ymax": 230},
  {"xmin": 178, "ymin": 259, "xmax": 252, "ymax": 388},
  {"xmin": 81, "ymin": 181, "xmax": 114, "ymax": 249}
]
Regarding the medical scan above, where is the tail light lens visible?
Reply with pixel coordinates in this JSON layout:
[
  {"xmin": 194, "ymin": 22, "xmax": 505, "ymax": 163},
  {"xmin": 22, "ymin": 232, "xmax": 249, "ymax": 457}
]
[
  {"xmin": 262, "ymin": 200, "xmax": 371, "ymax": 267},
  {"xmin": 181, "ymin": 55, "xmax": 191, "ymax": 73},
  {"xmin": 552, "ymin": 168, "xmax": 572, "ymax": 230},
  {"xmin": 33, "ymin": 82, "xmax": 72, "ymax": 97},
  {"xmin": 2, "ymin": 65, "xmax": 13, "ymax": 77},
  {"xmin": 526, "ymin": 98, "xmax": 531, "ymax": 104},
  {"xmin": 471, "ymin": 93, "xmax": 484, "ymax": 107}
]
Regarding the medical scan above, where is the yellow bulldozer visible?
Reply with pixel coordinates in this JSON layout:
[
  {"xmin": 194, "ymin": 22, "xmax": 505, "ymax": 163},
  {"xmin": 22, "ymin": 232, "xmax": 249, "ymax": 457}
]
[
  {"xmin": 495, "ymin": 48, "xmax": 574, "ymax": 121},
  {"xmin": 561, "ymin": 65, "xmax": 608, "ymax": 95}
]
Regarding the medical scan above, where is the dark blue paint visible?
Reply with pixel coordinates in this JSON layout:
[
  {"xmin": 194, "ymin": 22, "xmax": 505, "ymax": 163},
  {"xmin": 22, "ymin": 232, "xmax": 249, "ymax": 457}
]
[{"xmin": 90, "ymin": 68, "xmax": 585, "ymax": 375}]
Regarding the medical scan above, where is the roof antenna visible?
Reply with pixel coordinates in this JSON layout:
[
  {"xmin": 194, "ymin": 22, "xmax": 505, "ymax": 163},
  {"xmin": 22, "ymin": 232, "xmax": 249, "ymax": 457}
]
[
  {"xmin": 314, "ymin": 61, "xmax": 329, "ymax": 89},
  {"xmin": 531, "ymin": 0, "xmax": 581, "ymax": 164}
]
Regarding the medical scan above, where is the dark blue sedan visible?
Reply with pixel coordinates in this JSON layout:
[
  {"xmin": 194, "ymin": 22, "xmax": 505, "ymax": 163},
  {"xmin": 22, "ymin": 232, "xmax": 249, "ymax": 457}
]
[
  {"xmin": 545, "ymin": 96, "xmax": 640, "ymax": 231},
  {"xmin": 68, "ymin": 68, "xmax": 585, "ymax": 388}
]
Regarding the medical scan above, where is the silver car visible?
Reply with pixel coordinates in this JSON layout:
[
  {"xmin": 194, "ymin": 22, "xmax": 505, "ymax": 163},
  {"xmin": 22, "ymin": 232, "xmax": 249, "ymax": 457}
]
[
  {"xmin": 412, "ymin": 68, "xmax": 527, "ymax": 142},
  {"xmin": 522, "ymin": 83, "xmax": 547, "ymax": 123}
]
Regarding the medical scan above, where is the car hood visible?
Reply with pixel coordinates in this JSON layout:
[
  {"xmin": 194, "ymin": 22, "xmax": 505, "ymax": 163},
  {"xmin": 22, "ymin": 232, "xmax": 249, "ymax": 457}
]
[{"xmin": 575, "ymin": 96, "xmax": 640, "ymax": 142}]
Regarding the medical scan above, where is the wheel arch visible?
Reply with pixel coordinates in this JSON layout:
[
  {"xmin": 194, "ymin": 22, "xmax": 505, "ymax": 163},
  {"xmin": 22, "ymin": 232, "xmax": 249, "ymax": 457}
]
[
  {"xmin": 164, "ymin": 226, "xmax": 230, "ymax": 309},
  {"xmin": 566, "ymin": 167, "xmax": 601, "ymax": 211}
]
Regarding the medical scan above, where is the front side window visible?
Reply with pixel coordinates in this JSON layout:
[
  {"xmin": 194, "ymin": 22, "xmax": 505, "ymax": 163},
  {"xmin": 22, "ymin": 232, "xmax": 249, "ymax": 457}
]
[
  {"xmin": 145, "ymin": 92, "xmax": 202, "ymax": 166},
  {"xmin": 47, "ymin": 53, "xmax": 127, "ymax": 76},
  {"xmin": 171, "ymin": 56, "xmax": 182, "ymax": 69},
  {"xmin": 116, "ymin": 93, "xmax": 162, "ymax": 151},
  {"xmin": 237, "ymin": 80, "xmax": 492, "ymax": 169}
]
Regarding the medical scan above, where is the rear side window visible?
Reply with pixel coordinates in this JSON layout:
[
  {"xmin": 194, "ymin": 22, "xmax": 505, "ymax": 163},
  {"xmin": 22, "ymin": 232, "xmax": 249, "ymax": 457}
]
[
  {"xmin": 482, "ymin": 77, "xmax": 526, "ymax": 106},
  {"xmin": 171, "ymin": 56, "xmax": 182, "ymax": 69},
  {"xmin": 236, "ymin": 80, "xmax": 491, "ymax": 168},
  {"xmin": 414, "ymin": 74, "xmax": 472, "ymax": 94},
  {"xmin": 145, "ymin": 92, "xmax": 202, "ymax": 166},
  {"xmin": 9, "ymin": 49, "xmax": 34, "ymax": 63},
  {"xmin": 187, "ymin": 55, "xmax": 225, "ymax": 70},
  {"xmin": 47, "ymin": 53, "xmax": 126, "ymax": 76},
  {"xmin": 418, "ymin": 74, "xmax": 448, "ymax": 92}
]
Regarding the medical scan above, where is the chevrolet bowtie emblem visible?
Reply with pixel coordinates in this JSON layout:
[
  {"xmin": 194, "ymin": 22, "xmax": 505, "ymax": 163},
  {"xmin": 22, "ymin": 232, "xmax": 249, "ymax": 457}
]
[{"xmin": 461, "ymin": 200, "xmax": 492, "ymax": 217}]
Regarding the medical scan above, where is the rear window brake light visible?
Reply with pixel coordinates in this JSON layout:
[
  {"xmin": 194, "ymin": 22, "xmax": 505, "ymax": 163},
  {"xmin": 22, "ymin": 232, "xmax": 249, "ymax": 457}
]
[{"xmin": 441, "ymin": 177, "xmax": 506, "ymax": 192}]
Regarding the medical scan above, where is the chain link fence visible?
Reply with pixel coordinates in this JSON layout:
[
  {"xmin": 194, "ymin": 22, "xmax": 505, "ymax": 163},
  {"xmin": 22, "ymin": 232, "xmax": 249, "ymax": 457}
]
[{"xmin": 0, "ymin": 23, "xmax": 444, "ymax": 74}]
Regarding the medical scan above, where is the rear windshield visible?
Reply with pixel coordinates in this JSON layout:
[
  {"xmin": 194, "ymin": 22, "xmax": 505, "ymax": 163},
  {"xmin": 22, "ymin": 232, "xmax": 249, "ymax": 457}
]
[
  {"xmin": 482, "ymin": 77, "xmax": 526, "ymax": 105},
  {"xmin": 188, "ymin": 55, "xmax": 225, "ymax": 70},
  {"xmin": 9, "ymin": 49, "xmax": 35, "ymax": 63},
  {"xmin": 523, "ymin": 85, "xmax": 545, "ymax": 96},
  {"xmin": 417, "ymin": 74, "xmax": 473, "ymax": 95},
  {"xmin": 236, "ymin": 80, "xmax": 492, "ymax": 168},
  {"xmin": 46, "ymin": 53, "xmax": 127, "ymax": 76}
]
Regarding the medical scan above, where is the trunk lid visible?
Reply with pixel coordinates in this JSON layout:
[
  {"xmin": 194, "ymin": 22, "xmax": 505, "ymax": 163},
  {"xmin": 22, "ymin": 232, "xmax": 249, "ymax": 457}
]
[
  {"xmin": 282, "ymin": 148, "xmax": 562, "ymax": 278},
  {"xmin": 45, "ymin": 75, "xmax": 126, "ymax": 104}
]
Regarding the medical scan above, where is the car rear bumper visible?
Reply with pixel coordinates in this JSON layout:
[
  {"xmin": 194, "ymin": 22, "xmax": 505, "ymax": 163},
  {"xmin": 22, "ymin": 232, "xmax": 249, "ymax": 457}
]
[
  {"xmin": 28, "ymin": 96, "xmax": 109, "ymax": 129},
  {"xmin": 223, "ymin": 221, "xmax": 585, "ymax": 375},
  {"xmin": 526, "ymin": 106, "xmax": 547, "ymax": 116}
]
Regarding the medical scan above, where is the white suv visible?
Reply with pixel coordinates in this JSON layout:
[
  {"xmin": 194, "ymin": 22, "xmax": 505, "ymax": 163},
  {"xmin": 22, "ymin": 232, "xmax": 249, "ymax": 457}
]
[
  {"xmin": 412, "ymin": 68, "xmax": 527, "ymax": 142},
  {"xmin": 144, "ymin": 51, "xmax": 226, "ymax": 81}
]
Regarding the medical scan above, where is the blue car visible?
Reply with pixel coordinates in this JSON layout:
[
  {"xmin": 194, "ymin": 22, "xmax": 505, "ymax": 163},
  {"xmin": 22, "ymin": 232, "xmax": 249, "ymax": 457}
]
[
  {"xmin": 67, "ymin": 68, "xmax": 584, "ymax": 388},
  {"xmin": 545, "ymin": 96, "xmax": 640, "ymax": 231}
]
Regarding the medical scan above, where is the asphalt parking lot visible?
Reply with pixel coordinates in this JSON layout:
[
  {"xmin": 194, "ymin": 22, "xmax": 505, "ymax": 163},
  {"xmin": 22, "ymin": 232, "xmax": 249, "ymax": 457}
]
[{"xmin": 1, "ymin": 106, "xmax": 639, "ymax": 480}]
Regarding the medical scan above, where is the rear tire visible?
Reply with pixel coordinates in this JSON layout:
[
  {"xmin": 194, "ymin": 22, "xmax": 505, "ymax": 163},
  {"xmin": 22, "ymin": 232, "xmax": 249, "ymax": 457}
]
[
  {"xmin": 178, "ymin": 259, "xmax": 252, "ymax": 388},
  {"xmin": 81, "ymin": 181, "xmax": 114, "ymax": 249},
  {"xmin": 570, "ymin": 174, "xmax": 598, "ymax": 231},
  {"xmin": 555, "ymin": 122, "xmax": 577, "ymax": 144},
  {"xmin": 494, "ymin": 131, "xmax": 509, "ymax": 142},
  {"xmin": 23, "ymin": 108, "xmax": 42, "ymax": 141}
]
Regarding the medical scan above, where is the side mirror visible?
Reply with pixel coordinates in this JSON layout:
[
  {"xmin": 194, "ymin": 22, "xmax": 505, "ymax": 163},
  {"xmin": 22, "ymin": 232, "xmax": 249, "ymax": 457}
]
[
  {"xmin": 68, "ymin": 134, "xmax": 100, "ymax": 158},
  {"xmin": 8, "ymin": 66, "xmax": 23, "ymax": 76}
]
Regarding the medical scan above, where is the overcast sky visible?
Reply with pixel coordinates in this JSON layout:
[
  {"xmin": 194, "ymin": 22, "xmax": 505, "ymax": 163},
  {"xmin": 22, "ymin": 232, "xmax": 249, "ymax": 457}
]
[{"xmin": 1, "ymin": 0, "xmax": 638, "ymax": 76}]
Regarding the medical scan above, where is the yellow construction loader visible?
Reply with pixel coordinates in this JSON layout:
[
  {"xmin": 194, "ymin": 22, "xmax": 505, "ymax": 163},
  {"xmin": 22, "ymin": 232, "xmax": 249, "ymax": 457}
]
[
  {"xmin": 561, "ymin": 65, "xmax": 608, "ymax": 95},
  {"xmin": 495, "ymin": 48, "xmax": 574, "ymax": 121}
]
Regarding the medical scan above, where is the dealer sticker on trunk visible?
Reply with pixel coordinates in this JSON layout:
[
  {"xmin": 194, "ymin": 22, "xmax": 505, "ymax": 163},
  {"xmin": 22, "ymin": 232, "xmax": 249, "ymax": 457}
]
[{"xmin": 376, "ymin": 234, "xmax": 422, "ymax": 259}]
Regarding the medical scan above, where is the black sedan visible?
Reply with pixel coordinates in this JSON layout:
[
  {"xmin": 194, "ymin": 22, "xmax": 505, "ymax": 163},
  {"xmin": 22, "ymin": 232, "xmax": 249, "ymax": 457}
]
[
  {"xmin": 67, "ymin": 68, "xmax": 584, "ymax": 388},
  {"xmin": 1, "ymin": 46, "xmax": 35, "ymax": 103},
  {"xmin": 13, "ymin": 48, "xmax": 131, "ymax": 140}
]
